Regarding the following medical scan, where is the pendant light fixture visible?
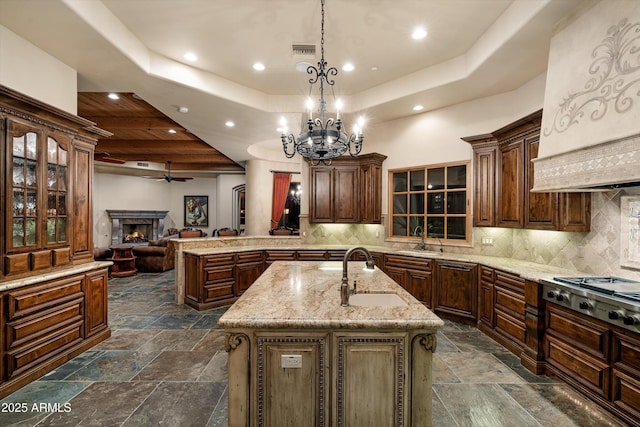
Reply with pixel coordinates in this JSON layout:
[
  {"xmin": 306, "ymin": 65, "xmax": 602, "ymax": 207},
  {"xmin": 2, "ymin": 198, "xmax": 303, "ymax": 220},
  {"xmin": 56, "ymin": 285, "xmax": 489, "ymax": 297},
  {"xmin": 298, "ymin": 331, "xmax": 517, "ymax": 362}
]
[{"xmin": 280, "ymin": 0, "xmax": 364, "ymax": 166}]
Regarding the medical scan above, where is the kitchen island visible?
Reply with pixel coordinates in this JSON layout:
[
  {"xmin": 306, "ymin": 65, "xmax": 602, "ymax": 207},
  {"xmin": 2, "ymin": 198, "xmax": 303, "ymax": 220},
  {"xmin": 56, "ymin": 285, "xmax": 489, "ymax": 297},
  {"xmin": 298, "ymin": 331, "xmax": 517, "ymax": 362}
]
[{"xmin": 218, "ymin": 260, "xmax": 443, "ymax": 427}]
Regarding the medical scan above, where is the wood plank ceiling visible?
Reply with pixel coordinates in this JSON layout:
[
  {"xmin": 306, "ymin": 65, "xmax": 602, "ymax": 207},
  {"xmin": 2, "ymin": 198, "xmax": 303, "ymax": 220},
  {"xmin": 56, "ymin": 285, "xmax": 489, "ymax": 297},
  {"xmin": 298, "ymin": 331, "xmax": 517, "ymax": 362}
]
[{"xmin": 78, "ymin": 92, "xmax": 244, "ymax": 172}]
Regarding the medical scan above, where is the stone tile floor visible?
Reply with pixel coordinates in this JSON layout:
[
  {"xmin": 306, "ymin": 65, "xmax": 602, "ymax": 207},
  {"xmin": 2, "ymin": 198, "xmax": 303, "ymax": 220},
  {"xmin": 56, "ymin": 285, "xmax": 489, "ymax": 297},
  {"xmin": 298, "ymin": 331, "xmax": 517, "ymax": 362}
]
[{"xmin": 0, "ymin": 271, "xmax": 629, "ymax": 426}]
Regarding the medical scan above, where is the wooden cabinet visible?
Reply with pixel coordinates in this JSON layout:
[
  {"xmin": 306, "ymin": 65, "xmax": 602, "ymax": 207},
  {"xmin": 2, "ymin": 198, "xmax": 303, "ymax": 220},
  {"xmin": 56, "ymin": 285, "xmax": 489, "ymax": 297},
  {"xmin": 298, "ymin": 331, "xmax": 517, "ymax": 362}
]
[
  {"xmin": 612, "ymin": 332, "xmax": 640, "ymax": 423},
  {"xmin": 234, "ymin": 251, "xmax": 264, "ymax": 296},
  {"xmin": 383, "ymin": 254, "xmax": 432, "ymax": 306},
  {"xmin": 493, "ymin": 271, "xmax": 526, "ymax": 352},
  {"xmin": 463, "ymin": 110, "xmax": 590, "ymax": 231},
  {"xmin": 477, "ymin": 266, "xmax": 495, "ymax": 330},
  {"xmin": 1, "ymin": 86, "xmax": 108, "ymax": 279},
  {"xmin": 185, "ymin": 253, "xmax": 236, "ymax": 310},
  {"xmin": 433, "ymin": 260, "xmax": 477, "ymax": 324},
  {"xmin": 309, "ymin": 153, "xmax": 386, "ymax": 224},
  {"xmin": 0, "ymin": 268, "xmax": 110, "ymax": 398}
]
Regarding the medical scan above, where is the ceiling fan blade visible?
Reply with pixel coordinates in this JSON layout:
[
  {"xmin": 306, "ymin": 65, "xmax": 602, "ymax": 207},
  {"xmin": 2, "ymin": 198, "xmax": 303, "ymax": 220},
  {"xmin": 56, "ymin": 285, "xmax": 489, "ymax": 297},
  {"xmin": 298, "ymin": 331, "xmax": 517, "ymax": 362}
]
[{"xmin": 171, "ymin": 177, "xmax": 194, "ymax": 182}]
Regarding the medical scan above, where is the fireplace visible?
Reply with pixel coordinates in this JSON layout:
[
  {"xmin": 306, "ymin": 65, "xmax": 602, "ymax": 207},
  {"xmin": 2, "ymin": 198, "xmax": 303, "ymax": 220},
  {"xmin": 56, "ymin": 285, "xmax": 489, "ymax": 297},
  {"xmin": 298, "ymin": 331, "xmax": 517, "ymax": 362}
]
[{"xmin": 107, "ymin": 210, "xmax": 169, "ymax": 246}]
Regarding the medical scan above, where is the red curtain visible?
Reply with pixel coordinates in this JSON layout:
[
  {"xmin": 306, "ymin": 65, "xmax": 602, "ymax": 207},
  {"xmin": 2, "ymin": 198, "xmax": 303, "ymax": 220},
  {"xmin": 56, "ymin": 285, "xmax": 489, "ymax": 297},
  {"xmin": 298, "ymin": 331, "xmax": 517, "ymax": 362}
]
[{"xmin": 271, "ymin": 173, "xmax": 292, "ymax": 228}]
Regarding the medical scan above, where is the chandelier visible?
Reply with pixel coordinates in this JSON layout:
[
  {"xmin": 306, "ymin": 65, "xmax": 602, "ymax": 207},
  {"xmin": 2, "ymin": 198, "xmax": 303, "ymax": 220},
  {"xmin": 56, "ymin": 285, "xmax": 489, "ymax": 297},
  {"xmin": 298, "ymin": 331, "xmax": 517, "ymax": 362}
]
[{"xmin": 280, "ymin": 0, "xmax": 364, "ymax": 166}]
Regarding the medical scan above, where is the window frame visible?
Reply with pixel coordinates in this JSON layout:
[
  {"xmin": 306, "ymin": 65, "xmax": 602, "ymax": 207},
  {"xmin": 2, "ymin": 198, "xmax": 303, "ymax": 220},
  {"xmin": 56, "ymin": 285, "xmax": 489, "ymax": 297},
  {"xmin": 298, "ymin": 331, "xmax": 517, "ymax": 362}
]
[{"xmin": 388, "ymin": 161, "xmax": 471, "ymax": 244}]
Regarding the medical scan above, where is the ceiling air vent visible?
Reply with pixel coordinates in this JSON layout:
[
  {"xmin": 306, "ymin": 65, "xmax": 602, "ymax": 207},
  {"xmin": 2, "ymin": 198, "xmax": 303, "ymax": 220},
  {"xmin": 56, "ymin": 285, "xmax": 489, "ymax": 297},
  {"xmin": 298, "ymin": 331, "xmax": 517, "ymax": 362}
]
[
  {"xmin": 137, "ymin": 162, "xmax": 150, "ymax": 168},
  {"xmin": 292, "ymin": 43, "xmax": 316, "ymax": 57}
]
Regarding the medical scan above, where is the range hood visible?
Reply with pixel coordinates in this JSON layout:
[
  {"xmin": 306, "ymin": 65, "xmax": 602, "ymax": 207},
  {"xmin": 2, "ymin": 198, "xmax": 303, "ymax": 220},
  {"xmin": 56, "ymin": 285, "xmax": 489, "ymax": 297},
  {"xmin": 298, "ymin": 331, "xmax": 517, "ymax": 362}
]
[{"xmin": 533, "ymin": 0, "xmax": 640, "ymax": 192}]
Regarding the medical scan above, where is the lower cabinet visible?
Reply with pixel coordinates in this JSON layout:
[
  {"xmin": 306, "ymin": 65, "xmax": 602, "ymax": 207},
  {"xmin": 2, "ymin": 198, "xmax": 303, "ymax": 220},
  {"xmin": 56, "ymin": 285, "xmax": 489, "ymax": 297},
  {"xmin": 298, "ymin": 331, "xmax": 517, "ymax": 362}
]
[
  {"xmin": 235, "ymin": 251, "xmax": 265, "ymax": 296},
  {"xmin": 544, "ymin": 303, "xmax": 640, "ymax": 425},
  {"xmin": 0, "ymin": 267, "xmax": 111, "ymax": 398},
  {"xmin": 433, "ymin": 260, "xmax": 477, "ymax": 324},
  {"xmin": 383, "ymin": 255, "xmax": 432, "ymax": 307},
  {"xmin": 226, "ymin": 329, "xmax": 435, "ymax": 427}
]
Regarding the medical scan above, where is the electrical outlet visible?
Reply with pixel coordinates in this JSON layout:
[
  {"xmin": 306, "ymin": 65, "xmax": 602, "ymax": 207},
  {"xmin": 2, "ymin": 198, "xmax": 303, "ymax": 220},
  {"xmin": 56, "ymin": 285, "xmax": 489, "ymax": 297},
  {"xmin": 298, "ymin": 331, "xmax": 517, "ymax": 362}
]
[
  {"xmin": 281, "ymin": 354, "xmax": 302, "ymax": 368},
  {"xmin": 481, "ymin": 237, "xmax": 494, "ymax": 245}
]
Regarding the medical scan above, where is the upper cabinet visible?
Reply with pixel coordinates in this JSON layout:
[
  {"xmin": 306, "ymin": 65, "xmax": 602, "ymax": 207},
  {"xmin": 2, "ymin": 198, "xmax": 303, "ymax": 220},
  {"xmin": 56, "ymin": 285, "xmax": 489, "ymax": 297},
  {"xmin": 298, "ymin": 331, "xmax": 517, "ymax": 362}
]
[
  {"xmin": 309, "ymin": 153, "xmax": 386, "ymax": 224},
  {"xmin": 463, "ymin": 110, "xmax": 590, "ymax": 232},
  {"xmin": 1, "ymin": 86, "xmax": 109, "ymax": 279}
]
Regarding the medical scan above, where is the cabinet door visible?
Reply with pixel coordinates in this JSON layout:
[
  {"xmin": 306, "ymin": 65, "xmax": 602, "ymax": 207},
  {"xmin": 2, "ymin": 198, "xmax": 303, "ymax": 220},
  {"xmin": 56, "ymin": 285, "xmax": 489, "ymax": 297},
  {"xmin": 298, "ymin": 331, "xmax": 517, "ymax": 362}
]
[
  {"xmin": 478, "ymin": 266, "xmax": 495, "ymax": 329},
  {"xmin": 496, "ymin": 139, "xmax": 524, "ymax": 228},
  {"xmin": 360, "ymin": 163, "xmax": 383, "ymax": 224},
  {"xmin": 406, "ymin": 269, "xmax": 432, "ymax": 307},
  {"xmin": 234, "ymin": 262, "xmax": 263, "ymax": 296},
  {"xmin": 473, "ymin": 146, "xmax": 496, "ymax": 227},
  {"xmin": 558, "ymin": 192, "xmax": 591, "ymax": 232},
  {"xmin": 310, "ymin": 168, "xmax": 334, "ymax": 223},
  {"xmin": 383, "ymin": 265, "xmax": 407, "ymax": 289},
  {"xmin": 334, "ymin": 333, "xmax": 406, "ymax": 426},
  {"xmin": 525, "ymin": 136, "xmax": 557, "ymax": 230},
  {"xmin": 434, "ymin": 261, "xmax": 478, "ymax": 323},
  {"xmin": 84, "ymin": 269, "xmax": 108, "ymax": 337},
  {"xmin": 334, "ymin": 166, "xmax": 359, "ymax": 223},
  {"xmin": 71, "ymin": 141, "xmax": 93, "ymax": 261},
  {"xmin": 612, "ymin": 332, "xmax": 640, "ymax": 422},
  {"xmin": 256, "ymin": 333, "xmax": 328, "ymax": 427}
]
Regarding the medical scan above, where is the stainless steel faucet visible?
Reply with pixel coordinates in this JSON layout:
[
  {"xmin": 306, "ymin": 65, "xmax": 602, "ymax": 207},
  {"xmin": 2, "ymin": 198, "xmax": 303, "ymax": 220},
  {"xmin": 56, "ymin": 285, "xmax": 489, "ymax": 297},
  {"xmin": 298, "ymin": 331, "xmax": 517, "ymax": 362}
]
[
  {"xmin": 341, "ymin": 246, "xmax": 375, "ymax": 306},
  {"xmin": 413, "ymin": 225, "xmax": 426, "ymax": 250}
]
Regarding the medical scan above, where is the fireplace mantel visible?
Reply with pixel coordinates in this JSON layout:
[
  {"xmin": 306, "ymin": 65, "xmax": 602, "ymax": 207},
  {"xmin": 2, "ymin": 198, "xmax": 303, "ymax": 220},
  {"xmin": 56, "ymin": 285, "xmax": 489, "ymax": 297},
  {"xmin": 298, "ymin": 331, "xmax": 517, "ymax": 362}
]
[{"xmin": 107, "ymin": 210, "xmax": 169, "ymax": 246}]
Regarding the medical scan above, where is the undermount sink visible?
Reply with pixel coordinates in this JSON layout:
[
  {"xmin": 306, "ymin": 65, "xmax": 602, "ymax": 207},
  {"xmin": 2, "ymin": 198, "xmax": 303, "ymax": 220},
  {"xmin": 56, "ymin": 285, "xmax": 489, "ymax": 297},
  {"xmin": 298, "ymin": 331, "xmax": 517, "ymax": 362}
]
[{"xmin": 348, "ymin": 292, "xmax": 407, "ymax": 307}]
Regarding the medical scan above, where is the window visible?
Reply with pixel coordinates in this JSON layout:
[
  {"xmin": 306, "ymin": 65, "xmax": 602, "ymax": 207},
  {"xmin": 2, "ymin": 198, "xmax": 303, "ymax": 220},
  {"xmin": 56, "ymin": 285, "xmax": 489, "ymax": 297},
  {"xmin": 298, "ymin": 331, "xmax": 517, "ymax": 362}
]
[{"xmin": 390, "ymin": 162, "xmax": 470, "ymax": 242}]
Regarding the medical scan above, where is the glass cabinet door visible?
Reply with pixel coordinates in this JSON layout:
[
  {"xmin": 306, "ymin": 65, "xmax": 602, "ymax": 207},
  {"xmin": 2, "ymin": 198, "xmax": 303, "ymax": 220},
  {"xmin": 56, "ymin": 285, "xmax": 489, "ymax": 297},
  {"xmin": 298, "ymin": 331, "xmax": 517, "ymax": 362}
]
[
  {"xmin": 11, "ymin": 130, "xmax": 39, "ymax": 248},
  {"xmin": 46, "ymin": 137, "xmax": 68, "ymax": 244}
]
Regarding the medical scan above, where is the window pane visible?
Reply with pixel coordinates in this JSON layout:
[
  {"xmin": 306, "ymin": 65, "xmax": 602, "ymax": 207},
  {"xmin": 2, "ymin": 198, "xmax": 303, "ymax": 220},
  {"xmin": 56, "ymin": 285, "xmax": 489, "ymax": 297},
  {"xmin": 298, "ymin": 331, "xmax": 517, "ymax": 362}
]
[
  {"xmin": 48, "ymin": 164, "xmax": 57, "ymax": 188},
  {"xmin": 58, "ymin": 193, "xmax": 66, "ymax": 215},
  {"xmin": 26, "ymin": 191, "xmax": 37, "ymax": 217},
  {"xmin": 12, "ymin": 158, "xmax": 25, "ymax": 185},
  {"xmin": 393, "ymin": 216, "xmax": 407, "ymax": 236},
  {"xmin": 13, "ymin": 135, "xmax": 25, "ymax": 157},
  {"xmin": 447, "ymin": 165, "xmax": 466, "ymax": 189},
  {"xmin": 393, "ymin": 172, "xmax": 407, "ymax": 192},
  {"xmin": 48, "ymin": 192, "xmax": 56, "ymax": 214},
  {"xmin": 427, "ymin": 217, "xmax": 445, "ymax": 238},
  {"xmin": 58, "ymin": 218, "xmax": 67, "ymax": 242},
  {"xmin": 409, "ymin": 217, "xmax": 424, "ymax": 236},
  {"xmin": 448, "ymin": 191, "xmax": 467, "ymax": 214},
  {"xmin": 410, "ymin": 170, "xmax": 425, "ymax": 191},
  {"xmin": 393, "ymin": 194, "xmax": 407, "ymax": 214},
  {"xmin": 48, "ymin": 137, "xmax": 58, "ymax": 163},
  {"xmin": 47, "ymin": 218, "xmax": 56, "ymax": 243},
  {"xmin": 13, "ymin": 190, "xmax": 24, "ymax": 216},
  {"xmin": 58, "ymin": 166, "xmax": 67, "ymax": 191},
  {"xmin": 26, "ymin": 219, "xmax": 37, "ymax": 245},
  {"xmin": 409, "ymin": 193, "xmax": 424, "ymax": 214},
  {"xmin": 447, "ymin": 217, "xmax": 467, "ymax": 240},
  {"xmin": 427, "ymin": 192, "xmax": 445, "ymax": 214},
  {"xmin": 26, "ymin": 160, "xmax": 37, "ymax": 187},
  {"xmin": 26, "ymin": 133, "xmax": 37, "ymax": 159},
  {"xmin": 13, "ymin": 219, "xmax": 24, "ymax": 247},
  {"xmin": 427, "ymin": 168, "xmax": 444, "ymax": 190}
]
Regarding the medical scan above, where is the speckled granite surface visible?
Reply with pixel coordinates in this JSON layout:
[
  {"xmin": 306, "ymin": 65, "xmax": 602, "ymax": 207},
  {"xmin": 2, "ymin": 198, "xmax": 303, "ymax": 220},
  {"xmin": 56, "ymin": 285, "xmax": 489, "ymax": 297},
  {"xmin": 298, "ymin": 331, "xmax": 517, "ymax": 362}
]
[
  {"xmin": 217, "ymin": 261, "xmax": 444, "ymax": 330},
  {"xmin": 0, "ymin": 261, "xmax": 113, "ymax": 292}
]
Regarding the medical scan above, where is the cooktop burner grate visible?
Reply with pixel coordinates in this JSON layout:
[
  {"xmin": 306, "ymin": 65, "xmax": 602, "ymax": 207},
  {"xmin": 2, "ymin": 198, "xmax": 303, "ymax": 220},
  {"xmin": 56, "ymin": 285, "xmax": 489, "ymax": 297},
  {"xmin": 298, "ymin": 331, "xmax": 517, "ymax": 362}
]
[{"xmin": 614, "ymin": 292, "xmax": 640, "ymax": 303}]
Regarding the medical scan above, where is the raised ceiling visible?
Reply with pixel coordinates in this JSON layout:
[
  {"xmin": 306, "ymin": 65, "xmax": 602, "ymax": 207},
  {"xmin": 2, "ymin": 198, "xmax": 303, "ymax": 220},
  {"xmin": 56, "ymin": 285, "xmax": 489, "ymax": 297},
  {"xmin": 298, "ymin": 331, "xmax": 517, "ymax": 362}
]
[{"xmin": 0, "ymin": 0, "xmax": 584, "ymax": 168}]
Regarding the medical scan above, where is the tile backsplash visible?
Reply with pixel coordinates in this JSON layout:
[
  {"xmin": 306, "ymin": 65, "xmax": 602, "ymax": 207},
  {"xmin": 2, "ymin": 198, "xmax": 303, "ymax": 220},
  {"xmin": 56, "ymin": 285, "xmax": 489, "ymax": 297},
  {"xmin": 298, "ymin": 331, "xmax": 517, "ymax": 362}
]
[{"xmin": 301, "ymin": 188, "xmax": 640, "ymax": 280}]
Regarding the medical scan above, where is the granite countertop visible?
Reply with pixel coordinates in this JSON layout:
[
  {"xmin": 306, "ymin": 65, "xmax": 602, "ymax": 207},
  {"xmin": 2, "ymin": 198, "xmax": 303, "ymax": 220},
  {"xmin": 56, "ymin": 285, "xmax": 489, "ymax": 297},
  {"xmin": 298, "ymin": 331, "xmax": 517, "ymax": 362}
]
[
  {"xmin": 217, "ymin": 261, "xmax": 444, "ymax": 330},
  {"xmin": 0, "ymin": 261, "xmax": 113, "ymax": 292},
  {"xmin": 183, "ymin": 243, "xmax": 582, "ymax": 284}
]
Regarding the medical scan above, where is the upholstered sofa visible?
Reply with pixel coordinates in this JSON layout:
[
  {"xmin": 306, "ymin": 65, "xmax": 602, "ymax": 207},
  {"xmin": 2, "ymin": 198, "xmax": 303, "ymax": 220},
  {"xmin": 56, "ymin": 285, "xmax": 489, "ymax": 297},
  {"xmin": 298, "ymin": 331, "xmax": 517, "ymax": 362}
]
[{"xmin": 132, "ymin": 237, "xmax": 176, "ymax": 272}]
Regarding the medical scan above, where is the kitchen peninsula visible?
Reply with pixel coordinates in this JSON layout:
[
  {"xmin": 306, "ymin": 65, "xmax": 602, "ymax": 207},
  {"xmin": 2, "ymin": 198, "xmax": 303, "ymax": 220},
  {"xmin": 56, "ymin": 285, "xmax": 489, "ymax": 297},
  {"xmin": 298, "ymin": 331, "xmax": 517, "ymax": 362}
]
[{"xmin": 218, "ymin": 260, "xmax": 443, "ymax": 427}]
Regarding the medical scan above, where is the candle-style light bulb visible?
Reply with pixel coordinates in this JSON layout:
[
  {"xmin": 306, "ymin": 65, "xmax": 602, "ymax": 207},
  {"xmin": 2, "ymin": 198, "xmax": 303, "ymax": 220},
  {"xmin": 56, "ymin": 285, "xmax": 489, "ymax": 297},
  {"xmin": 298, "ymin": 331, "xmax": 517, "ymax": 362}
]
[
  {"xmin": 306, "ymin": 98, "xmax": 313, "ymax": 120},
  {"xmin": 335, "ymin": 99, "xmax": 343, "ymax": 120}
]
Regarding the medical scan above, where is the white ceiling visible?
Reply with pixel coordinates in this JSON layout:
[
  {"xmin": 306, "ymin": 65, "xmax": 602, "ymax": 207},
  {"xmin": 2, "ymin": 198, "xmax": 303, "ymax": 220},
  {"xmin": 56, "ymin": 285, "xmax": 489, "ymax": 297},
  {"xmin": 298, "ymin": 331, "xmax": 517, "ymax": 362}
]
[{"xmin": 0, "ymin": 0, "xmax": 584, "ymax": 164}]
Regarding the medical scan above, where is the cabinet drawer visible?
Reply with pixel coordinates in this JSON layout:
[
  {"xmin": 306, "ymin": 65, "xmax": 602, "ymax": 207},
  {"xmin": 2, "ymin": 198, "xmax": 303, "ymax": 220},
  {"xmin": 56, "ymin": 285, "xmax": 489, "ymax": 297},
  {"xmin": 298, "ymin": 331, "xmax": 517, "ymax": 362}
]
[
  {"xmin": 204, "ymin": 253, "xmax": 235, "ymax": 267},
  {"xmin": 297, "ymin": 250, "xmax": 327, "ymax": 261},
  {"xmin": 546, "ymin": 305, "xmax": 610, "ymax": 360},
  {"xmin": 495, "ymin": 271, "xmax": 524, "ymax": 292},
  {"xmin": 204, "ymin": 266, "xmax": 234, "ymax": 283},
  {"xmin": 613, "ymin": 332, "xmax": 640, "ymax": 376},
  {"xmin": 495, "ymin": 311, "xmax": 525, "ymax": 344},
  {"xmin": 52, "ymin": 248, "xmax": 71, "ymax": 267},
  {"xmin": 495, "ymin": 286, "xmax": 525, "ymax": 319},
  {"xmin": 30, "ymin": 250, "xmax": 52, "ymax": 271},
  {"xmin": 8, "ymin": 276, "xmax": 83, "ymax": 319},
  {"xmin": 6, "ymin": 322, "xmax": 83, "ymax": 379},
  {"xmin": 6, "ymin": 300, "xmax": 84, "ymax": 350},
  {"xmin": 3, "ymin": 253, "xmax": 30, "ymax": 276},
  {"xmin": 265, "ymin": 250, "xmax": 297, "ymax": 261},
  {"xmin": 204, "ymin": 283, "xmax": 234, "ymax": 301},
  {"xmin": 384, "ymin": 255, "xmax": 430, "ymax": 271},
  {"xmin": 327, "ymin": 250, "xmax": 346, "ymax": 260},
  {"xmin": 236, "ymin": 251, "xmax": 263, "ymax": 264},
  {"xmin": 480, "ymin": 266, "xmax": 494, "ymax": 282},
  {"xmin": 545, "ymin": 335, "xmax": 610, "ymax": 397},
  {"xmin": 612, "ymin": 370, "xmax": 640, "ymax": 421}
]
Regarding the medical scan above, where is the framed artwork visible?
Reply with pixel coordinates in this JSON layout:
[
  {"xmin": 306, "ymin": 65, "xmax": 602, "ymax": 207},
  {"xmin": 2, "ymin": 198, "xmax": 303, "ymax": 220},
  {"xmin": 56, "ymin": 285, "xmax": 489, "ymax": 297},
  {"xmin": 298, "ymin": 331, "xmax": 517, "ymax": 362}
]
[{"xmin": 184, "ymin": 195, "xmax": 208, "ymax": 227}]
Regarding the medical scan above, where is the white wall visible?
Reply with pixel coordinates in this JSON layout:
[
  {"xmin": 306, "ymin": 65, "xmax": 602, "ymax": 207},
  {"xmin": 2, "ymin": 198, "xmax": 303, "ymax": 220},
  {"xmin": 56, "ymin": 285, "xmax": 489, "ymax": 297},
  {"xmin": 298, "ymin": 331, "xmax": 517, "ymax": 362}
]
[
  {"xmin": 0, "ymin": 24, "xmax": 77, "ymax": 114},
  {"xmin": 216, "ymin": 174, "xmax": 246, "ymax": 230},
  {"xmin": 93, "ymin": 173, "xmax": 219, "ymax": 247}
]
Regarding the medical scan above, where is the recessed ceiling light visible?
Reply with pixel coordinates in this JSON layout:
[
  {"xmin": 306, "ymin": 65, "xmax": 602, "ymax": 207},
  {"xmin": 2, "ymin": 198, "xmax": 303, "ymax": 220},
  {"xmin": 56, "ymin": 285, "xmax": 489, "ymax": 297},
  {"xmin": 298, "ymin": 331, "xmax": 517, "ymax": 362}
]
[
  {"xmin": 107, "ymin": 93, "xmax": 119, "ymax": 100},
  {"xmin": 413, "ymin": 105, "xmax": 424, "ymax": 111},
  {"xmin": 225, "ymin": 121, "xmax": 235, "ymax": 128},
  {"xmin": 168, "ymin": 129, "xmax": 177, "ymax": 134},
  {"xmin": 342, "ymin": 63, "xmax": 354, "ymax": 72},
  {"xmin": 183, "ymin": 52, "xmax": 198, "ymax": 62},
  {"xmin": 412, "ymin": 27, "xmax": 427, "ymax": 40},
  {"xmin": 178, "ymin": 106, "xmax": 189, "ymax": 113},
  {"xmin": 253, "ymin": 62, "xmax": 265, "ymax": 71},
  {"xmin": 370, "ymin": 66, "xmax": 378, "ymax": 71}
]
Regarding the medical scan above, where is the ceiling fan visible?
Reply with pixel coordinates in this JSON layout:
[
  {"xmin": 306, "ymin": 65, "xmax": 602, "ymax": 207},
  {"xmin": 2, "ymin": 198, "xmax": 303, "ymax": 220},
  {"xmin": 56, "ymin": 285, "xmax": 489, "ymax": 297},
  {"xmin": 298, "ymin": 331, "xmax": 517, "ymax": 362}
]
[
  {"xmin": 143, "ymin": 161, "xmax": 194, "ymax": 182},
  {"xmin": 94, "ymin": 152, "xmax": 126, "ymax": 164}
]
